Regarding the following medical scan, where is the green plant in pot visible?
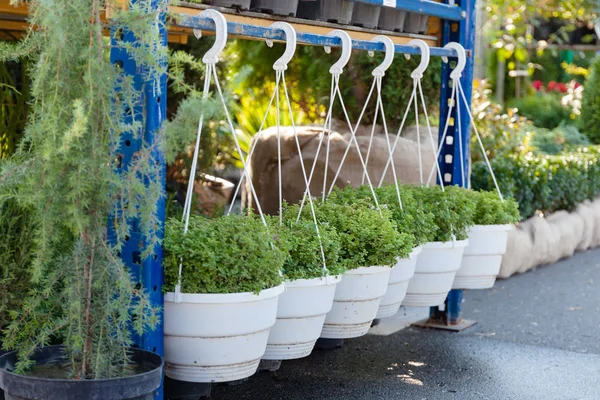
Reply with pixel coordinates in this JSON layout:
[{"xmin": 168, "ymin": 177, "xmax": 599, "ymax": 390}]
[
  {"xmin": 402, "ymin": 184, "xmax": 476, "ymax": 308},
  {"xmin": 453, "ymin": 190, "xmax": 521, "ymax": 290},
  {"xmin": 290, "ymin": 200, "xmax": 412, "ymax": 339},
  {"xmin": 162, "ymin": 213, "xmax": 286, "ymax": 382},
  {"xmin": 328, "ymin": 184, "xmax": 437, "ymax": 249},
  {"xmin": 0, "ymin": 0, "xmax": 166, "ymax": 398},
  {"xmin": 261, "ymin": 213, "xmax": 347, "ymax": 361}
]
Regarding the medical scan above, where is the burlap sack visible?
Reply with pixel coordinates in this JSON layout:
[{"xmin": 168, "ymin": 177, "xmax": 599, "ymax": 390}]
[
  {"xmin": 575, "ymin": 200, "xmax": 595, "ymax": 251},
  {"xmin": 590, "ymin": 197, "xmax": 600, "ymax": 248},
  {"xmin": 545, "ymin": 210, "xmax": 583, "ymax": 261},
  {"xmin": 498, "ymin": 222, "xmax": 534, "ymax": 278},
  {"xmin": 243, "ymin": 125, "xmax": 438, "ymax": 215}
]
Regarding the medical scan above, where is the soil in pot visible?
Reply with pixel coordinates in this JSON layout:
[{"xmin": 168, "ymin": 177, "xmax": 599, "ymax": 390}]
[
  {"xmin": 351, "ymin": 3, "xmax": 381, "ymax": 28},
  {"xmin": 207, "ymin": 0, "xmax": 251, "ymax": 9},
  {"xmin": 0, "ymin": 346, "xmax": 163, "ymax": 400},
  {"xmin": 250, "ymin": 0, "xmax": 299, "ymax": 16},
  {"xmin": 297, "ymin": 0, "xmax": 354, "ymax": 24},
  {"xmin": 378, "ymin": 9, "xmax": 407, "ymax": 32}
]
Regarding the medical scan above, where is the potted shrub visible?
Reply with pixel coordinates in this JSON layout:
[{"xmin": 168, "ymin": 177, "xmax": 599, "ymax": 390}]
[
  {"xmin": 297, "ymin": 0, "xmax": 355, "ymax": 24},
  {"xmin": 262, "ymin": 217, "xmax": 344, "ymax": 361},
  {"xmin": 296, "ymin": 200, "xmax": 410, "ymax": 339},
  {"xmin": 402, "ymin": 185, "xmax": 476, "ymax": 307},
  {"xmin": 250, "ymin": 0, "xmax": 300, "ymax": 16},
  {"xmin": 329, "ymin": 184, "xmax": 434, "ymax": 318},
  {"xmin": 378, "ymin": 8, "xmax": 407, "ymax": 32},
  {"xmin": 351, "ymin": 3, "xmax": 381, "ymax": 28},
  {"xmin": 452, "ymin": 190, "xmax": 520, "ymax": 289},
  {"xmin": 0, "ymin": 0, "xmax": 164, "ymax": 398},
  {"xmin": 163, "ymin": 214, "xmax": 285, "ymax": 382},
  {"xmin": 208, "ymin": 0, "xmax": 251, "ymax": 10}
]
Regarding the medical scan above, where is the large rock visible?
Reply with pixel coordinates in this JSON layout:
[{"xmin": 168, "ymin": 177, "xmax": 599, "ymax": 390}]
[{"xmin": 242, "ymin": 125, "xmax": 438, "ymax": 214}]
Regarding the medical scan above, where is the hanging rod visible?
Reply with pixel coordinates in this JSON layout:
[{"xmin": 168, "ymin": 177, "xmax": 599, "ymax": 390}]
[
  {"xmin": 352, "ymin": 0, "xmax": 463, "ymax": 21},
  {"xmin": 172, "ymin": 14, "xmax": 460, "ymax": 58}
]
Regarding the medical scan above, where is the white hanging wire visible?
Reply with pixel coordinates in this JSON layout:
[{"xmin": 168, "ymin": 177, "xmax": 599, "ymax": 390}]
[
  {"xmin": 456, "ymin": 79, "xmax": 504, "ymax": 200},
  {"xmin": 426, "ymin": 79, "xmax": 458, "ymax": 187},
  {"xmin": 297, "ymin": 71, "xmax": 383, "ymax": 220},
  {"xmin": 417, "ymin": 78, "xmax": 445, "ymax": 190}
]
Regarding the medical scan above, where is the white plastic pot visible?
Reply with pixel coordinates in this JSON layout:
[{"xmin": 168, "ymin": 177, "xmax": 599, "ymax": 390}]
[
  {"xmin": 263, "ymin": 275, "xmax": 341, "ymax": 360},
  {"xmin": 376, "ymin": 246, "xmax": 422, "ymax": 319},
  {"xmin": 452, "ymin": 224, "xmax": 513, "ymax": 289},
  {"xmin": 164, "ymin": 284, "xmax": 285, "ymax": 383},
  {"xmin": 320, "ymin": 265, "xmax": 391, "ymax": 339},
  {"xmin": 402, "ymin": 239, "xmax": 468, "ymax": 307}
]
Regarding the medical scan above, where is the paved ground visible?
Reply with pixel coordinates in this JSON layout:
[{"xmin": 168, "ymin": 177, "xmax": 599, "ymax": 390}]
[{"xmin": 209, "ymin": 248, "xmax": 600, "ymax": 400}]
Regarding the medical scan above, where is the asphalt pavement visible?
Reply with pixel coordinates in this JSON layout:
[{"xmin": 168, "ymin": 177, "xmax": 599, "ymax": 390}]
[{"xmin": 209, "ymin": 248, "xmax": 600, "ymax": 400}]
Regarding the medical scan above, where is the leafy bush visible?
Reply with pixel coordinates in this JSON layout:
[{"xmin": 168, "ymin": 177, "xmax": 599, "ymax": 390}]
[
  {"xmin": 404, "ymin": 185, "xmax": 476, "ymax": 242},
  {"xmin": 269, "ymin": 218, "xmax": 344, "ymax": 281},
  {"xmin": 511, "ymin": 94, "xmax": 572, "ymax": 129},
  {"xmin": 0, "ymin": 200, "xmax": 36, "ymax": 331},
  {"xmin": 289, "ymin": 201, "xmax": 411, "ymax": 269},
  {"xmin": 163, "ymin": 214, "xmax": 285, "ymax": 294},
  {"xmin": 466, "ymin": 190, "xmax": 521, "ymax": 225},
  {"xmin": 472, "ymin": 146, "xmax": 600, "ymax": 219},
  {"xmin": 579, "ymin": 56, "xmax": 600, "ymax": 143},
  {"xmin": 328, "ymin": 184, "xmax": 434, "ymax": 247},
  {"xmin": 529, "ymin": 124, "xmax": 590, "ymax": 154}
]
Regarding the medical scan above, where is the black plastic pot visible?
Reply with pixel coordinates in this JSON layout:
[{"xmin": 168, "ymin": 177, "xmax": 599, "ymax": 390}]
[
  {"xmin": 378, "ymin": 8, "xmax": 407, "ymax": 32},
  {"xmin": 351, "ymin": 3, "xmax": 381, "ymax": 29},
  {"xmin": 404, "ymin": 13, "xmax": 429, "ymax": 34},
  {"xmin": 0, "ymin": 346, "xmax": 163, "ymax": 400},
  {"xmin": 250, "ymin": 0, "xmax": 299, "ymax": 16},
  {"xmin": 208, "ymin": 0, "xmax": 251, "ymax": 10},
  {"xmin": 297, "ymin": 0, "xmax": 355, "ymax": 24}
]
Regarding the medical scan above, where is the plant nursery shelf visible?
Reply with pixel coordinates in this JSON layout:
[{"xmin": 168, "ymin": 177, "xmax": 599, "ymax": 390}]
[
  {"xmin": 0, "ymin": 0, "xmax": 440, "ymax": 47},
  {"xmin": 171, "ymin": 2, "xmax": 441, "ymax": 47}
]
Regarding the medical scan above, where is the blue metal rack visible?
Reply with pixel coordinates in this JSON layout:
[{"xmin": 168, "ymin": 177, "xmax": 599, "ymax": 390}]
[{"xmin": 114, "ymin": 0, "xmax": 477, "ymax": 397}]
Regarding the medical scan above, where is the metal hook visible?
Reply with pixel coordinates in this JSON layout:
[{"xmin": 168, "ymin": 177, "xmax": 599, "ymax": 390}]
[
  {"xmin": 324, "ymin": 29, "xmax": 352, "ymax": 75},
  {"xmin": 194, "ymin": 9, "xmax": 228, "ymax": 65},
  {"xmin": 404, "ymin": 39, "xmax": 431, "ymax": 80},
  {"xmin": 441, "ymin": 42, "xmax": 467, "ymax": 80},
  {"xmin": 266, "ymin": 22, "xmax": 297, "ymax": 71},
  {"xmin": 371, "ymin": 35, "xmax": 395, "ymax": 77}
]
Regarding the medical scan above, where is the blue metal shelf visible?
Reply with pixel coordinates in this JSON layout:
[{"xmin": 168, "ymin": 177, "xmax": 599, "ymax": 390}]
[
  {"xmin": 173, "ymin": 13, "xmax": 459, "ymax": 57},
  {"xmin": 352, "ymin": 0, "xmax": 463, "ymax": 21}
]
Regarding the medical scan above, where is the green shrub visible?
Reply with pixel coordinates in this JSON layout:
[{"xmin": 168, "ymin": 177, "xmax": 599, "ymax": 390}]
[
  {"xmin": 467, "ymin": 190, "xmax": 521, "ymax": 225},
  {"xmin": 511, "ymin": 94, "xmax": 572, "ymax": 129},
  {"xmin": 328, "ymin": 184, "xmax": 435, "ymax": 247},
  {"xmin": 472, "ymin": 146, "xmax": 600, "ymax": 219},
  {"xmin": 163, "ymin": 214, "xmax": 285, "ymax": 294},
  {"xmin": 289, "ymin": 201, "xmax": 411, "ymax": 269},
  {"xmin": 529, "ymin": 124, "xmax": 590, "ymax": 154},
  {"xmin": 0, "ymin": 200, "xmax": 36, "ymax": 331},
  {"xmin": 405, "ymin": 185, "xmax": 476, "ymax": 242},
  {"xmin": 579, "ymin": 56, "xmax": 600, "ymax": 143},
  {"xmin": 268, "ymin": 218, "xmax": 344, "ymax": 281}
]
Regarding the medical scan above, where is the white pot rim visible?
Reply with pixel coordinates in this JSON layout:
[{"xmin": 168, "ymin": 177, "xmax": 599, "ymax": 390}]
[
  {"xmin": 285, "ymin": 275, "xmax": 342, "ymax": 288},
  {"xmin": 165, "ymin": 283, "xmax": 285, "ymax": 304},
  {"xmin": 470, "ymin": 224, "xmax": 514, "ymax": 232},
  {"xmin": 345, "ymin": 265, "xmax": 393, "ymax": 275},
  {"xmin": 411, "ymin": 245, "xmax": 423, "ymax": 258},
  {"xmin": 424, "ymin": 239, "xmax": 469, "ymax": 249}
]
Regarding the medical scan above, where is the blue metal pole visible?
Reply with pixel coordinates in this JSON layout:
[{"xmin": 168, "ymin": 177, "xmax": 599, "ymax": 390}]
[
  {"xmin": 350, "ymin": 0, "xmax": 463, "ymax": 20},
  {"xmin": 110, "ymin": 2, "xmax": 167, "ymax": 399},
  {"xmin": 432, "ymin": 0, "xmax": 476, "ymax": 326}
]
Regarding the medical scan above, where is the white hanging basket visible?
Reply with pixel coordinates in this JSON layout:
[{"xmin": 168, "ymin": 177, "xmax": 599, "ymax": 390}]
[
  {"xmin": 452, "ymin": 224, "xmax": 513, "ymax": 289},
  {"xmin": 402, "ymin": 239, "xmax": 468, "ymax": 307},
  {"xmin": 163, "ymin": 284, "xmax": 285, "ymax": 383},
  {"xmin": 320, "ymin": 265, "xmax": 391, "ymax": 339},
  {"xmin": 376, "ymin": 246, "xmax": 423, "ymax": 319},
  {"xmin": 262, "ymin": 275, "xmax": 342, "ymax": 360}
]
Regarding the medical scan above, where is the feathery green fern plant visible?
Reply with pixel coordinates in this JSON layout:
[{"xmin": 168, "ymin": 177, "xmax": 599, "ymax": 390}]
[{"xmin": 0, "ymin": 0, "xmax": 166, "ymax": 379}]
